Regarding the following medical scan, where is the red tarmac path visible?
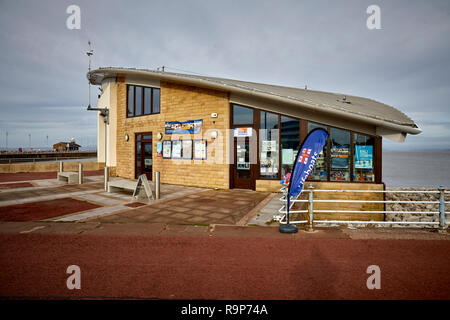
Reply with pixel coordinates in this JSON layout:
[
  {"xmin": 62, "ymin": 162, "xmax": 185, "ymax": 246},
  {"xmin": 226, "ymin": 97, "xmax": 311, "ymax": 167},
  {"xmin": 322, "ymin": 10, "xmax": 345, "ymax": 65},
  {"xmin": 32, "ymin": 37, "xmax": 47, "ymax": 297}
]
[{"xmin": 1, "ymin": 232, "xmax": 449, "ymax": 300}]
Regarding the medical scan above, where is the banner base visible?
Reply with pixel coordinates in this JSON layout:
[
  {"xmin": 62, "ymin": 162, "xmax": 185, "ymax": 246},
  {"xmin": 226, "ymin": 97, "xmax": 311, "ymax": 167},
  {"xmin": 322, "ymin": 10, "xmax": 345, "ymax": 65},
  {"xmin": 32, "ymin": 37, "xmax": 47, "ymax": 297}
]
[{"xmin": 279, "ymin": 224, "xmax": 298, "ymax": 234}]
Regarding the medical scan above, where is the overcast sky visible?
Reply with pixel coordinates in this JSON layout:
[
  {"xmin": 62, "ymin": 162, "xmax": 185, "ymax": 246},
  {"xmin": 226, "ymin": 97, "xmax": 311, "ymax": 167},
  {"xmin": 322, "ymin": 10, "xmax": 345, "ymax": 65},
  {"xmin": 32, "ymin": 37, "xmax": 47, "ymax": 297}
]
[{"xmin": 0, "ymin": 0, "xmax": 449, "ymax": 151}]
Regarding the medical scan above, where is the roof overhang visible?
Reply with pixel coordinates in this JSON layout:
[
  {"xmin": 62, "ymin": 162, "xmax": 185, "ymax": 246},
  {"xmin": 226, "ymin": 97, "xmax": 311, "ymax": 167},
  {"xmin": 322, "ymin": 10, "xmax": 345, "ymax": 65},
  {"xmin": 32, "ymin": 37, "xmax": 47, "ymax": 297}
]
[{"xmin": 88, "ymin": 67, "xmax": 422, "ymax": 140}]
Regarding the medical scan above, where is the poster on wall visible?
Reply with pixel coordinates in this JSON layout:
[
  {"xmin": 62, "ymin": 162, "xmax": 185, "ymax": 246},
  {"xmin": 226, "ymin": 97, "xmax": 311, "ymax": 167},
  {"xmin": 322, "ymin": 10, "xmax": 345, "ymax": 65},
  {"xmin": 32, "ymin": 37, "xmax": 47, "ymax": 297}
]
[
  {"xmin": 282, "ymin": 148, "xmax": 294, "ymax": 165},
  {"xmin": 165, "ymin": 119, "xmax": 202, "ymax": 134},
  {"xmin": 355, "ymin": 145, "xmax": 373, "ymax": 169},
  {"xmin": 156, "ymin": 142, "xmax": 163, "ymax": 157},
  {"xmin": 331, "ymin": 146, "xmax": 349, "ymax": 168},
  {"xmin": 162, "ymin": 141, "xmax": 172, "ymax": 159},
  {"xmin": 262, "ymin": 140, "xmax": 277, "ymax": 152},
  {"xmin": 182, "ymin": 140, "xmax": 193, "ymax": 159},
  {"xmin": 194, "ymin": 140, "xmax": 207, "ymax": 160},
  {"xmin": 233, "ymin": 127, "xmax": 253, "ymax": 137},
  {"xmin": 172, "ymin": 140, "xmax": 182, "ymax": 159}
]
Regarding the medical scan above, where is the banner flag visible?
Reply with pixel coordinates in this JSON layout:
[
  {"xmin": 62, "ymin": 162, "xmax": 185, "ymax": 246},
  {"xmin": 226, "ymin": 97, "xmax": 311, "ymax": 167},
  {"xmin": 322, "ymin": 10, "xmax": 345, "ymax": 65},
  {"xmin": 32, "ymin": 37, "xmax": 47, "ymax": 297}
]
[{"xmin": 288, "ymin": 128, "xmax": 328, "ymax": 207}]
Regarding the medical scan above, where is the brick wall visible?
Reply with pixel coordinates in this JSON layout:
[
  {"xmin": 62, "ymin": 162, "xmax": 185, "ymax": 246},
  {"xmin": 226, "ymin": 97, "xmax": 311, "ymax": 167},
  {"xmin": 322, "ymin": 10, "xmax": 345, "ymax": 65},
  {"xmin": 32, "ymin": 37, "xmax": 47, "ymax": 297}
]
[{"xmin": 115, "ymin": 80, "xmax": 231, "ymax": 189}]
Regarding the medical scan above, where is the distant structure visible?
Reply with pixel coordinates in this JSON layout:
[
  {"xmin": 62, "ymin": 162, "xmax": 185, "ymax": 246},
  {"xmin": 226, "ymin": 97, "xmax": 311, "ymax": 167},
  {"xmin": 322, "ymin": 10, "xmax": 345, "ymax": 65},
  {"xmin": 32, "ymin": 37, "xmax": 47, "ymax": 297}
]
[{"xmin": 53, "ymin": 138, "xmax": 81, "ymax": 152}]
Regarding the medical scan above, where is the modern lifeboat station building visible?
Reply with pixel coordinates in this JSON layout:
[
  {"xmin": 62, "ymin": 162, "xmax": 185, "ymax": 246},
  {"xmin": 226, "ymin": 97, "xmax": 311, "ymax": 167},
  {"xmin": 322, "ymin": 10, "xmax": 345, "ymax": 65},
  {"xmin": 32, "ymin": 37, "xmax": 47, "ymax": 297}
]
[{"xmin": 88, "ymin": 67, "xmax": 421, "ymax": 192}]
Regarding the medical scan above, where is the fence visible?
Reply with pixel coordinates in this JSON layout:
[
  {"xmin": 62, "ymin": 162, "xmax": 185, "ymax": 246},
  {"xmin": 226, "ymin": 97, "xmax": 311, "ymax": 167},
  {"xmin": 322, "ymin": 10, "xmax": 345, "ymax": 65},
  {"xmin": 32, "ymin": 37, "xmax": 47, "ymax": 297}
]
[{"xmin": 276, "ymin": 185, "xmax": 449, "ymax": 232}]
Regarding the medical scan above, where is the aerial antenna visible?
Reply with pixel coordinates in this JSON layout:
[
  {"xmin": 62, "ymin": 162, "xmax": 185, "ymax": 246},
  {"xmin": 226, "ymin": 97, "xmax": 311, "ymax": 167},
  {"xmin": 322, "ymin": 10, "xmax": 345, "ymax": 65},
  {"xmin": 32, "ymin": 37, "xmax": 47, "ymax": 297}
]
[
  {"xmin": 86, "ymin": 40, "xmax": 94, "ymax": 108},
  {"xmin": 86, "ymin": 40, "xmax": 109, "ymax": 124}
]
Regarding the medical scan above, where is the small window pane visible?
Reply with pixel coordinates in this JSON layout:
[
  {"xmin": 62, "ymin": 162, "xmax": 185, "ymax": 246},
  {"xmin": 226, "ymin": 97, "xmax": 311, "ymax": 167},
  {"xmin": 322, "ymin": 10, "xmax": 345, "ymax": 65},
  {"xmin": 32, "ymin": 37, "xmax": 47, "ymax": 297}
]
[
  {"xmin": 330, "ymin": 127, "xmax": 350, "ymax": 181},
  {"xmin": 260, "ymin": 111, "xmax": 279, "ymax": 178},
  {"xmin": 144, "ymin": 88, "xmax": 151, "ymax": 115},
  {"xmin": 281, "ymin": 116, "xmax": 300, "ymax": 177},
  {"xmin": 307, "ymin": 122, "xmax": 328, "ymax": 180},
  {"xmin": 233, "ymin": 105, "xmax": 253, "ymax": 124},
  {"xmin": 354, "ymin": 133, "xmax": 375, "ymax": 182},
  {"xmin": 135, "ymin": 86, "xmax": 142, "ymax": 116},
  {"xmin": 152, "ymin": 88, "xmax": 160, "ymax": 113},
  {"xmin": 127, "ymin": 85, "xmax": 134, "ymax": 117}
]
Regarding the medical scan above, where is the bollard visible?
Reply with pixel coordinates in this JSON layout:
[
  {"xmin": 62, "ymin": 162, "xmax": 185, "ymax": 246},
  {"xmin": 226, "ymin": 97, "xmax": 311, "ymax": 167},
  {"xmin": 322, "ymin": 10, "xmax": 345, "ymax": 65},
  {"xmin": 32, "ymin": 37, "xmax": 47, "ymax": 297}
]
[
  {"xmin": 307, "ymin": 184, "xmax": 314, "ymax": 232},
  {"xmin": 78, "ymin": 163, "xmax": 83, "ymax": 184},
  {"xmin": 438, "ymin": 186, "xmax": 446, "ymax": 233},
  {"xmin": 155, "ymin": 171, "xmax": 160, "ymax": 199},
  {"xmin": 59, "ymin": 161, "xmax": 63, "ymax": 173},
  {"xmin": 104, "ymin": 166, "xmax": 109, "ymax": 191}
]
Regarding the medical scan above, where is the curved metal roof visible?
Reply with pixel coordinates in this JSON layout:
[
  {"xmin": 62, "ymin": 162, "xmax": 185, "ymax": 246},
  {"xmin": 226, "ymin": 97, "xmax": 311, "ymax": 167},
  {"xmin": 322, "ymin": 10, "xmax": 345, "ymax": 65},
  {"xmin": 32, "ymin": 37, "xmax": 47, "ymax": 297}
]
[{"xmin": 88, "ymin": 67, "xmax": 421, "ymax": 136}]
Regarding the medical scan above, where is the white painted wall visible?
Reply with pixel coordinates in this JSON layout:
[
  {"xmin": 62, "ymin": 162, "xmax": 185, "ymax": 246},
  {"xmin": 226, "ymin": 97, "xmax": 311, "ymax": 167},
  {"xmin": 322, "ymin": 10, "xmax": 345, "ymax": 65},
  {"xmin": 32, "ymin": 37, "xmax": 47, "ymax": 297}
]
[{"xmin": 96, "ymin": 78, "xmax": 117, "ymax": 166}]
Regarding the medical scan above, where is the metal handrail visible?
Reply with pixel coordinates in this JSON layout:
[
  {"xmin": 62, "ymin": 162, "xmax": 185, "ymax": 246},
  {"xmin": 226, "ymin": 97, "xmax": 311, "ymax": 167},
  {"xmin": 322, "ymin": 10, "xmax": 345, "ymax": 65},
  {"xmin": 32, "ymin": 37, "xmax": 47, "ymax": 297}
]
[{"xmin": 276, "ymin": 186, "xmax": 448, "ymax": 232}]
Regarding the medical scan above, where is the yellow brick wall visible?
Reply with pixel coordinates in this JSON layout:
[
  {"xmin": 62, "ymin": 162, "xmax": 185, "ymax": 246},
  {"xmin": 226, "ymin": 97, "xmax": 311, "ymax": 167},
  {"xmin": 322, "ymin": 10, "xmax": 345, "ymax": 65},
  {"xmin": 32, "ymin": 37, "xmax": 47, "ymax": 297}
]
[{"xmin": 116, "ymin": 80, "xmax": 231, "ymax": 189}]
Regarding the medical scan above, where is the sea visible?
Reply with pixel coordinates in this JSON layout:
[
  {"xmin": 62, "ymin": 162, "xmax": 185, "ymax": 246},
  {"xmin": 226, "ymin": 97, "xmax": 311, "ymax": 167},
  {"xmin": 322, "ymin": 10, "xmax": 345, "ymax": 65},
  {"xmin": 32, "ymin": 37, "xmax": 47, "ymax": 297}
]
[{"xmin": 383, "ymin": 151, "xmax": 450, "ymax": 188}]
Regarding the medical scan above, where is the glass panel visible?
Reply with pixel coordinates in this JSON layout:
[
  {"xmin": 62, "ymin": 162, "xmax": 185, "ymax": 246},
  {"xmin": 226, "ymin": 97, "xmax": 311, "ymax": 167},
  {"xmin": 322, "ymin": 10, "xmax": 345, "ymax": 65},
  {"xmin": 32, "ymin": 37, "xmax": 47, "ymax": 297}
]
[
  {"xmin": 143, "ymin": 134, "xmax": 152, "ymax": 140},
  {"xmin": 259, "ymin": 111, "xmax": 279, "ymax": 178},
  {"xmin": 152, "ymin": 88, "xmax": 160, "ymax": 113},
  {"xmin": 136, "ymin": 142, "xmax": 141, "ymax": 176},
  {"xmin": 307, "ymin": 122, "xmax": 328, "ymax": 180},
  {"xmin": 236, "ymin": 139, "xmax": 250, "ymax": 179},
  {"xmin": 127, "ymin": 85, "xmax": 134, "ymax": 117},
  {"xmin": 233, "ymin": 104, "xmax": 253, "ymax": 125},
  {"xmin": 144, "ymin": 143, "xmax": 152, "ymax": 170},
  {"xmin": 330, "ymin": 127, "xmax": 350, "ymax": 181},
  {"xmin": 354, "ymin": 133, "xmax": 375, "ymax": 182},
  {"xmin": 137, "ymin": 134, "xmax": 141, "ymax": 142},
  {"xmin": 135, "ymin": 86, "xmax": 142, "ymax": 116},
  {"xmin": 144, "ymin": 88, "xmax": 151, "ymax": 115},
  {"xmin": 281, "ymin": 116, "xmax": 300, "ymax": 178}
]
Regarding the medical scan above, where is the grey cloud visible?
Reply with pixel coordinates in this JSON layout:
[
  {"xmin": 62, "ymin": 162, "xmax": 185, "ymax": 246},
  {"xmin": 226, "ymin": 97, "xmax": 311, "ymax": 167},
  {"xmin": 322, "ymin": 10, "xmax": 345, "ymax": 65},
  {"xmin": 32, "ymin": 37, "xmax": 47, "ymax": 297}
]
[{"xmin": 0, "ymin": 0, "xmax": 449, "ymax": 150}]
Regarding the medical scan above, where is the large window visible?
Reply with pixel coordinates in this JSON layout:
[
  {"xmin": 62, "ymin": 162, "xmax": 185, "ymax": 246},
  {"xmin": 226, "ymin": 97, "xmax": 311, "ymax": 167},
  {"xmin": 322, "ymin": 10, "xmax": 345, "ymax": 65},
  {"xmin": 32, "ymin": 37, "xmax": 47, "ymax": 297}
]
[
  {"xmin": 354, "ymin": 133, "xmax": 375, "ymax": 182},
  {"xmin": 330, "ymin": 127, "xmax": 350, "ymax": 181},
  {"xmin": 259, "ymin": 111, "xmax": 279, "ymax": 178},
  {"xmin": 232, "ymin": 105, "xmax": 254, "ymax": 124},
  {"xmin": 281, "ymin": 116, "xmax": 300, "ymax": 177},
  {"xmin": 307, "ymin": 122, "xmax": 328, "ymax": 180},
  {"xmin": 127, "ymin": 85, "xmax": 160, "ymax": 117}
]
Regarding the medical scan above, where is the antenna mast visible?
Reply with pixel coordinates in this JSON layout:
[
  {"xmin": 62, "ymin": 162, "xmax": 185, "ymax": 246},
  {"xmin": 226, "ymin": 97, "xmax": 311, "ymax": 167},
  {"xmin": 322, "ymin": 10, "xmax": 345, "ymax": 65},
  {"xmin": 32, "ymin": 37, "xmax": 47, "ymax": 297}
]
[{"xmin": 86, "ymin": 40, "xmax": 94, "ymax": 108}]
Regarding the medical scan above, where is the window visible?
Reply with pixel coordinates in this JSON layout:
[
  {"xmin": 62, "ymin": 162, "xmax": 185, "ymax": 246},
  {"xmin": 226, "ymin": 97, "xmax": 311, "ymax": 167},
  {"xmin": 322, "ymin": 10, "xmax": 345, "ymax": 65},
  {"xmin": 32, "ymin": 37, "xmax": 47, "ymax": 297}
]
[
  {"xmin": 354, "ymin": 133, "xmax": 375, "ymax": 182},
  {"xmin": 281, "ymin": 116, "xmax": 300, "ymax": 177},
  {"xmin": 144, "ymin": 88, "xmax": 151, "ymax": 114},
  {"xmin": 135, "ymin": 86, "xmax": 142, "ymax": 116},
  {"xmin": 259, "ymin": 111, "xmax": 279, "ymax": 178},
  {"xmin": 232, "ymin": 104, "xmax": 254, "ymax": 124},
  {"xmin": 127, "ymin": 85, "xmax": 134, "ymax": 117},
  {"xmin": 127, "ymin": 85, "xmax": 160, "ymax": 117},
  {"xmin": 153, "ymin": 88, "xmax": 160, "ymax": 113},
  {"xmin": 307, "ymin": 122, "xmax": 328, "ymax": 180},
  {"xmin": 330, "ymin": 127, "xmax": 350, "ymax": 181}
]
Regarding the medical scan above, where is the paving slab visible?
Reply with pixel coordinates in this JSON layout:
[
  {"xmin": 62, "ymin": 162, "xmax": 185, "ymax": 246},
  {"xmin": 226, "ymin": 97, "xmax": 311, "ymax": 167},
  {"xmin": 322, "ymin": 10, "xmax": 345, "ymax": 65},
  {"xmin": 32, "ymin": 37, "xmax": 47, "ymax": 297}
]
[
  {"xmin": 85, "ymin": 222, "xmax": 166, "ymax": 236},
  {"xmin": 53, "ymin": 205, "xmax": 130, "ymax": 222}
]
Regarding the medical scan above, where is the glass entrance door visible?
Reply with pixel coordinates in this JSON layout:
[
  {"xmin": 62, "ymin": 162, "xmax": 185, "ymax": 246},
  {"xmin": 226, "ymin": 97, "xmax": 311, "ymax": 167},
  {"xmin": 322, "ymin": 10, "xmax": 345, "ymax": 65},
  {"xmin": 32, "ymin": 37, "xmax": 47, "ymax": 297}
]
[
  {"xmin": 232, "ymin": 137, "xmax": 254, "ymax": 189},
  {"xmin": 135, "ymin": 133, "xmax": 152, "ymax": 180}
]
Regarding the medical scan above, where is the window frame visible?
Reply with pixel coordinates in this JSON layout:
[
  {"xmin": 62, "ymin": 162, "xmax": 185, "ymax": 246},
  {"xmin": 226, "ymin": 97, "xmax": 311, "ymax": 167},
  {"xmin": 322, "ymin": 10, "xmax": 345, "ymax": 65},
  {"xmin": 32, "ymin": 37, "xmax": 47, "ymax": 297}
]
[{"xmin": 126, "ymin": 84, "xmax": 160, "ymax": 118}]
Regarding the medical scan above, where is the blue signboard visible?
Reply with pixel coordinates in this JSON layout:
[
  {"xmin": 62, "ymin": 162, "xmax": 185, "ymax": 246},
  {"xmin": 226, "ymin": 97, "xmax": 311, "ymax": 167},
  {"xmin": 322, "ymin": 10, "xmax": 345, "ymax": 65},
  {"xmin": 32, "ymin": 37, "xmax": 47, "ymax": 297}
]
[{"xmin": 165, "ymin": 119, "xmax": 202, "ymax": 134}]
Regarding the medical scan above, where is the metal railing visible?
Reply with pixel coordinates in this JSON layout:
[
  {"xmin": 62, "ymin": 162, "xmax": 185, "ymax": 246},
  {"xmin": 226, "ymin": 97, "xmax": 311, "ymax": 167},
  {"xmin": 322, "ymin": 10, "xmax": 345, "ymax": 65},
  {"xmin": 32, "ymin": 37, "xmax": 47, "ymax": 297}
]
[{"xmin": 276, "ymin": 185, "xmax": 449, "ymax": 232}]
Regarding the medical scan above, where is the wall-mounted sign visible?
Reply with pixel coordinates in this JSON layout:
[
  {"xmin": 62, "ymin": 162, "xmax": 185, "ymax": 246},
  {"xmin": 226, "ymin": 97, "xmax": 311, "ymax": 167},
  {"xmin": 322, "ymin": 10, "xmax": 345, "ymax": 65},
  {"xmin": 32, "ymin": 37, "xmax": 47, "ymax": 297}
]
[
  {"xmin": 234, "ymin": 127, "xmax": 252, "ymax": 137},
  {"xmin": 156, "ymin": 142, "xmax": 163, "ymax": 157},
  {"xmin": 165, "ymin": 119, "xmax": 202, "ymax": 134},
  {"xmin": 182, "ymin": 140, "xmax": 193, "ymax": 159},
  {"xmin": 172, "ymin": 140, "xmax": 182, "ymax": 159},
  {"xmin": 162, "ymin": 141, "xmax": 172, "ymax": 159},
  {"xmin": 194, "ymin": 140, "xmax": 207, "ymax": 160}
]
